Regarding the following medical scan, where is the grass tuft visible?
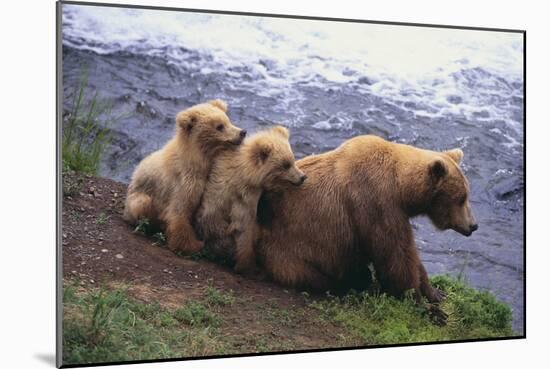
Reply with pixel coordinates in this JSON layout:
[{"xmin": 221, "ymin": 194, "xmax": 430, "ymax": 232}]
[
  {"xmin": 62, "ymin": 283, "xmax": 226, "ymax": 365},
  {"xmin": 62, "ymin": 68, "xmax": 115, "ymax": 175},
  {"xmin": 173, "ymin": 301, "xmax": 220, "ymax": 327},
  {"xmin": 204, "ymin": 280, "xmax": 235, "ymax": 307}
]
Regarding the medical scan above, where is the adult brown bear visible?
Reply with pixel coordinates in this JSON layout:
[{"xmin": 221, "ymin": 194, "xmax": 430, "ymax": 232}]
[{"xmin": 256, "ymin": 135, "xmax": 477, "ymax": 303}]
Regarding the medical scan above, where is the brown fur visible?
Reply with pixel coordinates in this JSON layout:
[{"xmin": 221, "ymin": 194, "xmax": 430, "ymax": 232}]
[
  {"xmin": 256, "ymin": 135, "xmax": 477, "ymax": 301},
  {"xmin": 123, "ymin": 100, "xmax": 246, "ymax": 254},
  {"xmin": 195, "ymin": 126, "xmax": 305, "ymax": 274}
]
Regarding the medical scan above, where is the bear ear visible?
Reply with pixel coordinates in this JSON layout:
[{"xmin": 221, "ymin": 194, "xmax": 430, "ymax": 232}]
[
  {"xmin": 176, "ymin": 111, "xmax": 197, "ymax": 133},
  {"xmin": 251, "ymin": 143, "xmax": 272, "ymax": 165},
  {"xmin": 444, "ymin": 148, "xmax": 463, "ymax": 164},
  {"xmin": 271, "ymin": 125, "xmax": 289, "ymax": 139},
  {"xmin": 429, "ymin": 159, "xmax": 447, "ymax": 182},
  {"xmin": 207, "ymin": 99, "xmax": 228, "ymax": 112}
]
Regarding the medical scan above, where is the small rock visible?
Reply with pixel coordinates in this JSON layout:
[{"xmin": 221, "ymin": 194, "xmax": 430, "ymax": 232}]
[
  {"xmin": 101, "ymin": 249, "xmax": 108, "ymax": 253},
  {"xmin": 98, "ymin": 241, "xmax": 103, "ymax": 246},
  {"xmin": 163, "ymin": 269, "xmax": 169, "ymax": 273},
  {"xmin": 90, "ymin": 279, "xmax": 95, "ymax": 284},
  {"xmin": 62, "ymin": 233, "xmax": 67, "ymax": 238},
  {"xmin": 115, "ymin": 254, "xmax": 124, "ymax": 259},
  {"xmin": 71, "ymin": 270, "xmax": 77, "ymax": 274}
]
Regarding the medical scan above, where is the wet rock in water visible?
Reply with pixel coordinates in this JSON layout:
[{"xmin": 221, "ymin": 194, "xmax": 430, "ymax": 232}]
[{"xmin": 136, "ymin": 100, "xmax": 158, "ymax": 117}]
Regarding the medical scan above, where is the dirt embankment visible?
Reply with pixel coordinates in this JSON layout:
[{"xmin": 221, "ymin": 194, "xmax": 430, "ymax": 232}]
[{"xmin": 62, "ymin": 172, "xmax": 356, "ymax": 351}]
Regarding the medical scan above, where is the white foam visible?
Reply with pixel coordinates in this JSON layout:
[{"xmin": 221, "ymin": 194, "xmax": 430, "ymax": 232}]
[{"xmin": 62, "ymin": 5, "xmax": 524, "ymax": 129}]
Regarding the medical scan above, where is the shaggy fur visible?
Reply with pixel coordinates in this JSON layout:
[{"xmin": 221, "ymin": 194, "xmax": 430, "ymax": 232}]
[
  {"xmin": 123, "ymin": 99, "xmax": 246, "ymax": 254},
  {"xmin": 256, "ymin": 135, "xmax": 477, "ymax": 302},
  {"xmin": 195, "ymin": 126, "xmax": 306, "ymax": 274}
]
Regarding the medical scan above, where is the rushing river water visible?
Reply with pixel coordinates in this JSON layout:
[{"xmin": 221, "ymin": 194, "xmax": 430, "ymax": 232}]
[{"xmin": 61, "ymin": 4, "xmax": 525, "ymax": 333}]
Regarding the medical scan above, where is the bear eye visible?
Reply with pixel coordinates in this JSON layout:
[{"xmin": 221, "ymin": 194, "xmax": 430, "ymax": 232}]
[
  {"xmin": 216, "ymin": 124, "xmax": 225, "ymax": 132},
  {"xmin": 282, "ymin": 161, "xmax": 291, "ymax": 170},
  {"xmin": 459, "ymin": 195, "xmax": 467, "ymax": 205}
]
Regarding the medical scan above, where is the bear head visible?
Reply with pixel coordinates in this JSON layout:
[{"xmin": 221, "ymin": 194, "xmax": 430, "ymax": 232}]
[
  {"xmin": 425, "ymin": 148, "xmax": 478, "ymax": 237},
  {"xmin": 175, "ymin": 99, "xmax": 246, "ymax": 152},
  {"xmin": 246, "ymin": 126, "xmax": 306, "ymax": 189}
]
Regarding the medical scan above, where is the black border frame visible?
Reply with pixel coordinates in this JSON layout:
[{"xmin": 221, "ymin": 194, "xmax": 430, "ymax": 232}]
[{"xmin": 56, "ymin": 1, "xmax": 527, "ymax": 368}]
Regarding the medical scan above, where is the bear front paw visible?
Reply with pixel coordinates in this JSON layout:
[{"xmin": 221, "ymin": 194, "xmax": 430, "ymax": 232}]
[
  {"xmin": 168, "ymin": 237, "xmax": 204, "ymax": 255},
  {"xmin": 426, "ymin": 287, "xmax": 446, "ymax": 303},
  {"xmin": 427, "ymin": 303, "xmax": 448, "ymax": 326}
]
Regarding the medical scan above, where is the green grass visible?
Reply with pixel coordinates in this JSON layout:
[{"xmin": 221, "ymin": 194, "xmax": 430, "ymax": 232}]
[
  {"xmin": 95, "ymin": 212, "xmax": 111, "ymax": 225},
  {"xmin": 62, "ymin": 68, "xmax": 116, "ymax": 175},
  {"xmin": 173, "ymin": 301, "xmax": 221, "ymax": 327},
  {"xmin": 133, "ymin": 217, "xmax": 151, "ymax": 234},
  {"xmin": 132, "ymin": 217, "xmax": 167, "ymax": 247},
  {"xmin": 63, "ymin": 275, "xmax": 515, "ymax": 365},
  {"xmin": 62, "ymin": 170, "xmax": 85, "ymax": 197},
  {"xmin": 204, "ymin": 279, "xmax": 235, "ymax": 307},
  {"xmin": 62, "ymin": 283, "xmax": 227, "ymax": 365},
  {"xmin": 310, "ymin": 275, "xmax": 515, "ymax": 345}
]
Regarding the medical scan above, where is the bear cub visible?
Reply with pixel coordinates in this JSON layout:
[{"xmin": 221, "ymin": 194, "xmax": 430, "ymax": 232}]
[
  {"xmin": 195, "ymin": 126, "xmax": 306, "ymax": 274},
  {"xmin": 123, "ymin": 99, "xmax": 246, "ymax": 254}
]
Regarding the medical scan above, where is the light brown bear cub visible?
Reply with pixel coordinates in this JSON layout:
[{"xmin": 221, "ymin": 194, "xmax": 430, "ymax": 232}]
[
  {"xmin": 195, "ymin": 126, "xmax": 306, "ymax": 274},
  {"xmin": 123, "ymin": 99, "xmax": 246, "ymax": 254}
]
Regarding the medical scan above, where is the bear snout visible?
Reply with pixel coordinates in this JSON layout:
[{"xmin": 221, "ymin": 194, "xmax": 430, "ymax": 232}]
[
  {"xmin": 230, "ymin": 130, "xmax": 246, "ymax": 145},
  {"xmin": 291, "ymin": 174, "xmax": 307, "ymax": 186},
  {"xmin": 456, "ymin": 222, "xmax": 478, "ymax": 237}
]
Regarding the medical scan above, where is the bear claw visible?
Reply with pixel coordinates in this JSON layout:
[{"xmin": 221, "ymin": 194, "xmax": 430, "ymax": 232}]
[
  {"xmin": 427, "ymin": 287, "xmax": 446, "ymax": 303},
  {"xmin": 427, "ymin": 304, "xmax": 448, "ymax": 326}
]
